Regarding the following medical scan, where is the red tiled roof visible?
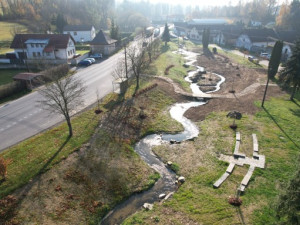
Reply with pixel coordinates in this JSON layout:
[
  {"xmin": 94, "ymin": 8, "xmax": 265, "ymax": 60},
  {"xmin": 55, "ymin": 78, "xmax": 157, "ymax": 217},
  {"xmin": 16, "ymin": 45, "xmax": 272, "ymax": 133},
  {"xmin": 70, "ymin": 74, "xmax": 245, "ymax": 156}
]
[{"xmin": 10, "ymin": 34, "xmax": 75, "ymax": 49}]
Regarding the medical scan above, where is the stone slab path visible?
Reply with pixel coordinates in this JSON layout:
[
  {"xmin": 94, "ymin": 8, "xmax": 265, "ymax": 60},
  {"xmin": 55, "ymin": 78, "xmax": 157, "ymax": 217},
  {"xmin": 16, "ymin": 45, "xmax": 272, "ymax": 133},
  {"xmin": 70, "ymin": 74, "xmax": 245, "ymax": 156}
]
[{"xmin": 214, "ymin": 132, "xmax": 266, "ymax": 192}]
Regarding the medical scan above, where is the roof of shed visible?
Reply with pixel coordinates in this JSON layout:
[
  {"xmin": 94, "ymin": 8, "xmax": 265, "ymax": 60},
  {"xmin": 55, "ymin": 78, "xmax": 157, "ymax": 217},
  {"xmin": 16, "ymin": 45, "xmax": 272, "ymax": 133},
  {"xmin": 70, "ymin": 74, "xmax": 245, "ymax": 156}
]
[{"xmin": 90, "ymin": 30, "xmax": 117, "ymax": 45}]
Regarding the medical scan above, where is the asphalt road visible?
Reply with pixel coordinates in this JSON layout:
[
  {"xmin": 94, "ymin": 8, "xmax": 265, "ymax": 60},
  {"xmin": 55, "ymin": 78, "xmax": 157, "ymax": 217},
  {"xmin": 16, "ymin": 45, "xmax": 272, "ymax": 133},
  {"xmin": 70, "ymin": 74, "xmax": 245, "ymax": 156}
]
[{"xmin": 0, "ymin": 49, "xmax": 125, "ymax": 152}]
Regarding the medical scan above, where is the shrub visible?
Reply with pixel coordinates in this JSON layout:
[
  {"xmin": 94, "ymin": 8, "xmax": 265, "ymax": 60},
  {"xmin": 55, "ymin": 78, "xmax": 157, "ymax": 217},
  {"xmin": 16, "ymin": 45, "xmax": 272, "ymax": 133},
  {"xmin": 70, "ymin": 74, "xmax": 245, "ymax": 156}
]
[
  {"xmin": 0, "ymin": 157, "xmax": 10, "ymax": 179},
  {"xmin": 0, "ymin": 81, "xmax": 27, "ymax": 100},
  {"xmin": 170, "ymin": 163, "xmax": 180, "ymax": 173}
]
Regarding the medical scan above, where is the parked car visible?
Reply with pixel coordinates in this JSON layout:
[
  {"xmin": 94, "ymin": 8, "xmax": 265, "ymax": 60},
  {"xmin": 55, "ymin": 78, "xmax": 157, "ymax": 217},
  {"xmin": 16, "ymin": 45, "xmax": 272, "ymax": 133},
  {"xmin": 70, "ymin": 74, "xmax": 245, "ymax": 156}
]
[
  {"xmin": 260, "ymin": 52, "xmax": 271, "ymax": 60},
  {"xmin": 85, "ymin": 57, "xmax": 96, "ymax": 63},
  {"xmin": 78, "ymin": 60, "xmax": 92, "ymax": 67},
  {"xmin": 89, "ymin": 53, "xmax": 103, "ymax": 59},
  {"xmin": 248, "ymin": 55, "xmax": 259, "ymax": 64}
]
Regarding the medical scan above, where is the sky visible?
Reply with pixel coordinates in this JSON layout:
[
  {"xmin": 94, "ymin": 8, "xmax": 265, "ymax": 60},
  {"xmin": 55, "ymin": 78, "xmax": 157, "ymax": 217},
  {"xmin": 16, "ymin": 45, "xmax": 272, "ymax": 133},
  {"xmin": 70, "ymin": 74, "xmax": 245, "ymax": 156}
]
[{"xmin": 118, "ymin": 0, "xmax": 290, "ymax": 7}]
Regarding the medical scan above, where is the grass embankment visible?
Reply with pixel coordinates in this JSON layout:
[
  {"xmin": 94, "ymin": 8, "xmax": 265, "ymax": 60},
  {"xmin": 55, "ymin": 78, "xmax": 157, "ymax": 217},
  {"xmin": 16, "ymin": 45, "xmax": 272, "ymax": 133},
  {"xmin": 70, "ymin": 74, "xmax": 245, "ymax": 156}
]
[
  {"xmin": 145, "ymin": 41, "xmax": 193, "ymax": 93},
  {"xmin": 214, "ymin": 47, "xmax": 263, "ymax": 69},
  {"xmin": 0, "ymin": 21, "xmax": 28, "ymax": 41},
  {"xmin": 0, "ymin": 76, "xmax": 184, "ymax": 224},
  {"xmin": 0, "ymin": 109, "xmax": 101, "ymax": 198},
  {"xmin": 123, "ymin": 94, "xmax": 300, "ymax": 224},
  {"xmin": 0, "ymin": 21, "xmax": 28, "ymax": 54}
]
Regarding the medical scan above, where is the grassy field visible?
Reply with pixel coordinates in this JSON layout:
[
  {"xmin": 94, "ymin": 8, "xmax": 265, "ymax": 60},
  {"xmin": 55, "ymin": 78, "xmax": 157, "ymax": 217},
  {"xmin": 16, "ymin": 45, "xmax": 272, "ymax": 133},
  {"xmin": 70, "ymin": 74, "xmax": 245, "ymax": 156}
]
[
  {"xmin": 123, "ymin": 93, "xmax": 300, "ymax": 224},
  {"xmin": 145, "ymin": 41, "xmax": 192, "ymax": 93},
  {"xmin": 77, "ymin": 50, "xmax": 90, "ymax": 55},
  {"xmin": 0, "ymin": 69, "xmax": 27, "ymax": 86},
  {"xmin": 0, "ymin": 75, "xmax": 184, "ymax": 224},
  {"xmin": 0, "ymin": 108, "xmax": 101, "ymax": 198},
  {"xmin": 0, "ymin": 21, "xmax": 28, "ymax": 41}
]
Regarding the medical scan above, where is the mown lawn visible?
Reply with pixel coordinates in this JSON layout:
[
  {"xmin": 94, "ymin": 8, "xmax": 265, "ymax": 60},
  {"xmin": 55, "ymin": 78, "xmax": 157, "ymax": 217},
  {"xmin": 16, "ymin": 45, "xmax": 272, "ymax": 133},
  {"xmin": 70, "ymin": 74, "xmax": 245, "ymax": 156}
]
[
  {"xmin": 0, "ymin": 69, "xmax": 27, "ymax": 86},
  {"xmin": 0, "ymin": 21, "xmax": 28, "ymax": 41},
  {"xmin": 123, "ymin": 94, "xmax": 300, "ymax": 224}
]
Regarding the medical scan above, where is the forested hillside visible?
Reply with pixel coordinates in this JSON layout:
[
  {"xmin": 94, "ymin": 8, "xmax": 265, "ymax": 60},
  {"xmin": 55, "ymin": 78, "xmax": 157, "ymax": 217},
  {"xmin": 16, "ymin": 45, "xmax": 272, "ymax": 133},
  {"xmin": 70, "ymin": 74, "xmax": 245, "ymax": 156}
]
[{"xmin": 0, "ymin": 0, "xmax": 115, "ymax": 32}]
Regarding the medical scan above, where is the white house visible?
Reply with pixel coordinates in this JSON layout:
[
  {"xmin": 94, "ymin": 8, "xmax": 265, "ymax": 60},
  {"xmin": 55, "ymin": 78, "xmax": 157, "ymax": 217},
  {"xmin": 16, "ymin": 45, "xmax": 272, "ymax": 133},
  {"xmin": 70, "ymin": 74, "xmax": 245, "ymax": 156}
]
[
  {"xmin": 90, "ymin": 30, "xmax": 117, "ymax": 55},
  {"xmin": 188, "ymin": 27, "xmax": 202, "ymax": 41},
  {"xmin": 63, "ymin": 25, "xmax": 96, "ymax": 43},
  {"xmin": 10, "ymin": 34, "xmax": 76, "ymax": 63},
  {"xmin": 235, "ymin": 29, "xmax": 277, "ymax": 52}
]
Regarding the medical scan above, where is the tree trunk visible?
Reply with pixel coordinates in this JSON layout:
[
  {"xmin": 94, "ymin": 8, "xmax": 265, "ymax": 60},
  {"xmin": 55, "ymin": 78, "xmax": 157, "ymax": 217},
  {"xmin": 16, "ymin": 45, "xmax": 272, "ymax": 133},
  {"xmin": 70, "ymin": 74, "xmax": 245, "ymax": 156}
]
[
  {"xmin": 136, "ymin": 74, "xmax": 140, "ymax": 90},
  {"xmin": 290, "ymin": 84, "xmax": 297, "ymax": 100},
  {"xmin": 262, "ymin": 76, "xmax": 270, "ymax": 107},
  {"xmin": 66, "ymin": 117, "xmax": 73, "ymax": 137}
]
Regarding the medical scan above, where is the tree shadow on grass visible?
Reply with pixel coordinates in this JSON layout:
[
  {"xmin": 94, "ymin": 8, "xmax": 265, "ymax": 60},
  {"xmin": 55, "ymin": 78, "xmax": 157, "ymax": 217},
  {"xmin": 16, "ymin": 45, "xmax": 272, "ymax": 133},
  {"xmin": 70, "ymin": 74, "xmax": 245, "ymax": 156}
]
[
  {"xmin": 236, "ymin": 206, "xmax": 246, "ymax": 225},
  {"xmin": 0, "ymin": 137, "xmax": 71, "ymax": 224},
  {"xmin": 161, "ymin": 45, "xmax": 170, "ymax": 53},
  {"xmin": 262, "ymin": 106, "xmax": 300, "ymax": 150}
]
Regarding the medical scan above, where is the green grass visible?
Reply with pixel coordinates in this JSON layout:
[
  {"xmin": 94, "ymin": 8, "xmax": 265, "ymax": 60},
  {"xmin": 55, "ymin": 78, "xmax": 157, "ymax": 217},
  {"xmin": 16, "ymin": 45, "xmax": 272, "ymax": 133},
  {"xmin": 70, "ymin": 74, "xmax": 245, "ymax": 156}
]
[
  {"xmin": 0, "ymin": 109, "xmax": 101, "ymax": 198},
  {"xmin": 123, "ymin": 94, "xmax": 300, "ymax": 224},
  {"xmin": 0, "ymin": 47, "xmax": 11, "ymax": 54},
  {"xmin": 214, "ymin": 47, "xmax": 263, "ymax": 69},
  {"xmin": 77, "ymin": 50, "xmax": 90, "ymax": 55},
  {"xmin": 0, "ymin": 69, "xmax": 27, "ymax": 86},
  {"xmin": 0, "ymin": 21, "xmax": 28, "ymax": 41},
  {"xmin": 145, "ymin": 41, "xmax": 191, "ymax": 92}
]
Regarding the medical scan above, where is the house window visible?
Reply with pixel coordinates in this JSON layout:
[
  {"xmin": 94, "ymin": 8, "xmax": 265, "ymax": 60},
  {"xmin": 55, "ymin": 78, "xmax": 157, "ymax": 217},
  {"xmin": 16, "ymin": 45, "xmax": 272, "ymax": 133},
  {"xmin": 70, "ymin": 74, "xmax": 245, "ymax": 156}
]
[
  {"xmin": 33, "ymin": 52, "xmax": 36, "ymax": 57},
  {"xmin": 74, "ymin": 32, "xmax": 77, "ymax": 36},
  {"xmin": 31, "ymin": 44, "xmax": 34, "ymax": 48},
  {"xmin": 47, "ymin": 52, "xmax": 50, "ymax": 56},
  {"xmin": 73, "ymin": 49, "xmax": 75, "ymax": 54},
  {"xmin": 37, "ymin": 52, "xmax": 41, "ymax": 57}
]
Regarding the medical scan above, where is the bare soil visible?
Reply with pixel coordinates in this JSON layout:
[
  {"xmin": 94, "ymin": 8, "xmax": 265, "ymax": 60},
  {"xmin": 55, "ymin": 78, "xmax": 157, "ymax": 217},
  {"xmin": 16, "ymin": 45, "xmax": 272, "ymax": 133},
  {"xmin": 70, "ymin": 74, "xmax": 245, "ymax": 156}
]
[{"xmin": 185, "ymin": 54, "xmax": 286, "ymax": 121}]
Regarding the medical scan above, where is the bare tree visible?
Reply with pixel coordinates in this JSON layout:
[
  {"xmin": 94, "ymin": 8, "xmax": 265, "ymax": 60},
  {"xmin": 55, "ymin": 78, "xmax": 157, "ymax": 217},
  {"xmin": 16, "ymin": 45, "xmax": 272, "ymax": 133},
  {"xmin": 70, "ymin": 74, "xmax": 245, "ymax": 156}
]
[
  {"xmin": 112, "ymin": 59, "xmax": 127, "ymax": 82},
  {"xmin": 126, "ymin": 44, "xmax": 149, "ymax": 90},
  {"xmin": 38, "ymin": 67, "xmax": 86, "ymax": 137}
]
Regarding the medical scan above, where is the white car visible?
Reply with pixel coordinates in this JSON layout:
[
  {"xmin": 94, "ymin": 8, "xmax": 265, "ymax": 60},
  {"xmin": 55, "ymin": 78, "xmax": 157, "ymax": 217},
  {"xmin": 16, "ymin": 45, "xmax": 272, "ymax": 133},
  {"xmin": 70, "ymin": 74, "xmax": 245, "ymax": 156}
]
[
  {"xmin": 85, "ymin": 58, "xmax": 96, "ymax": 63},
  {"xmin": 260, "ymin": 53, "xmax": 271, "ymax": 60}
]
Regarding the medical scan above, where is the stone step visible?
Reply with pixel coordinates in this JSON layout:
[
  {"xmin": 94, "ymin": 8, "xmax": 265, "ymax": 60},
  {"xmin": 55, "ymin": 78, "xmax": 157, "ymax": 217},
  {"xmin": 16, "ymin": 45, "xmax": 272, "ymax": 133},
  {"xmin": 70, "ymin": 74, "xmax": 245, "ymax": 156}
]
[
  {"xmin": 226, "ymin": 163, "xmax": 235, "ymax": 174},
  {"xmin": 236, "ymin": 132, "xmax": 241, "ymax": 141},
  {"xmin": 213, "ymin": 172, "xmax": 230, "ymax": 188},
  {"xmin": 252, "ymin": 134, "xmax": 259, "ymax": 152}
]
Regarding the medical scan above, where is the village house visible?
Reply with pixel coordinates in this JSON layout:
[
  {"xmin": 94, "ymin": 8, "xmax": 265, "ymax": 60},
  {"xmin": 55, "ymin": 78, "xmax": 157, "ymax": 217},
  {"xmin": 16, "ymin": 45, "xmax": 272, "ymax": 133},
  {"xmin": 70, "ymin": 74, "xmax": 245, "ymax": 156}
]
[
  {"xmin": 63, "ymin": 25, "xmax": 96, "ymax": 43},
  {"xmin": 10, "ymin": 34, "xmax": 76, "ymax": 64},
  {"xmin": 235, "ymin": 29, "xmax": 277, "ymax": 52},
  {"xmin": 90, "ymin": 30, "xmax": 117, "ymax": 55}
]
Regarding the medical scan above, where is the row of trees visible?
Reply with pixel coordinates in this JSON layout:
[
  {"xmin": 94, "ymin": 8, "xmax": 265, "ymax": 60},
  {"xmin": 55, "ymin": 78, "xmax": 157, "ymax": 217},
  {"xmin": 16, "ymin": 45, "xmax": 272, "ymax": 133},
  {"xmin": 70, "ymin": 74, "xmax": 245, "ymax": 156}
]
[{"xmin": 0, "ymin": 0, "xmax": 115, "ymax": 30}]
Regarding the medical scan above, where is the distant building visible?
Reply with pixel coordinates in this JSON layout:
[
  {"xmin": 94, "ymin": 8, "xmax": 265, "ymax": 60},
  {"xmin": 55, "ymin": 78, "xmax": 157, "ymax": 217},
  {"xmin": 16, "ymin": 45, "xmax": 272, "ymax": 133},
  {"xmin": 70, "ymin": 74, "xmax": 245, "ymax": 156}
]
[
  {"xmin": 10, "ymin": 34, "xmax": 76, "ymax": 64},
  {"xmin": 63, "ymin": 25, "xmax": 96, "ymax": 43},
  {"xmin": 235, "ymin": 29, "xmax": 277, "ymax": 52},
  {"xmin": 90, "ymin": 30, "xmax": 118, "ymax": 55}
]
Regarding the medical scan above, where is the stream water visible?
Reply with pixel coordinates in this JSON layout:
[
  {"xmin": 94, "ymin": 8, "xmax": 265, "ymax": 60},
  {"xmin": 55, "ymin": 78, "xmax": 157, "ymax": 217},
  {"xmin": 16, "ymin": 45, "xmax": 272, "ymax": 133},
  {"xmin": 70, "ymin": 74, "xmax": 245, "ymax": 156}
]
[{"xmin": 100, "ymin": 49, "xmax": 225, "ymax": 225}]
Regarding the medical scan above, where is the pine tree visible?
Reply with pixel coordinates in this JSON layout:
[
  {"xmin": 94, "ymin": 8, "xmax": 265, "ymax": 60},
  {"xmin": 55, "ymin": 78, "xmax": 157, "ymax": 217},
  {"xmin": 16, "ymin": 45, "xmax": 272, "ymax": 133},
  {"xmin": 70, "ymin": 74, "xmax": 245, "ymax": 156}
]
[
  {"xmin": 162, "ymin": 23, "xmax": 170, "ymax": 46},
  {"xmin": 202, "ymin": 28, "xmax": 210, "ymax": 49},
  {"xmin": 56, "ymin": 14, "xmax": 67, "ymax": 33},
  {"xmin": 279, "ymin": 38, "xmax": 300, "ymax": 100},
  {"xmin": 269, "ymin": 40, "xmax": 283, "ymax": 78},
  {"xmin": 276, "ymin": 163, "xmax": 300, "ymax": 225},
  {"xmin": 262, "ymin": 40, "xmax": 283, "ymax": 107}
]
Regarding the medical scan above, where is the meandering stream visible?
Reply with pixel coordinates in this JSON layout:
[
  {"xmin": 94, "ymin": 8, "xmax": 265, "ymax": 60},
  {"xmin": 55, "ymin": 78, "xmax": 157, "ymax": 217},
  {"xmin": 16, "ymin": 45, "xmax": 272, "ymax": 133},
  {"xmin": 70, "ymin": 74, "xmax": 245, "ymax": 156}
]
[{"xmin": 100, "ymin": 48, "xmax": 225, "ymax": 225}]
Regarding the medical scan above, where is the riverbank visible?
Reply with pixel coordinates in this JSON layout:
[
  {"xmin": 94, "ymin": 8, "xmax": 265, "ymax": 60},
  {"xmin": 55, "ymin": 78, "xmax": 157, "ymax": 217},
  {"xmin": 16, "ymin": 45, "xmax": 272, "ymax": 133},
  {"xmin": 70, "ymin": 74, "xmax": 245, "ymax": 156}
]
[{"xmin": 122, "ymin": 44, "xmax": 300, "ymax": 224}]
